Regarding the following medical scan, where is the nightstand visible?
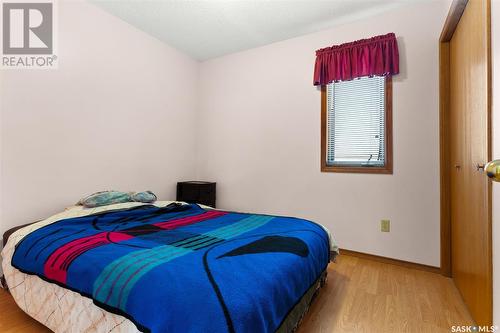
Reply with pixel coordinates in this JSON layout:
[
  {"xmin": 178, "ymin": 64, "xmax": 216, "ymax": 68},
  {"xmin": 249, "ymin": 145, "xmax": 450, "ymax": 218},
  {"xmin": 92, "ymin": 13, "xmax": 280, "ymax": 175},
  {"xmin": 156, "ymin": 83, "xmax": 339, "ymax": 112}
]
[{"xmin": 176, "ymin": 181, "xmax": 216, "ymax": 208}]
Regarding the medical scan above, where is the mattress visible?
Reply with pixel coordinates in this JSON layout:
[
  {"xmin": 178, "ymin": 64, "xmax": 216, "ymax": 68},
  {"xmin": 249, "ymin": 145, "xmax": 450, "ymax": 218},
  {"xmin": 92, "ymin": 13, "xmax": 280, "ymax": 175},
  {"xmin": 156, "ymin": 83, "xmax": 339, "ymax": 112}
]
[{"xmin": 1, "ymin": 201, "xmax": 337, "ymax": 332}]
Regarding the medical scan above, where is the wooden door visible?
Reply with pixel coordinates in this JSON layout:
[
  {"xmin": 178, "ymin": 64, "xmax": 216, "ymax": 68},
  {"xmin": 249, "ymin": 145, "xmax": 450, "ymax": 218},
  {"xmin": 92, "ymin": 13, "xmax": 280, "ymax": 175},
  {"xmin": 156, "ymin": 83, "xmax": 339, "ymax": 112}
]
[{"xmin": 449, "ymin": 0, "xmax": 492, "ymax": 325}]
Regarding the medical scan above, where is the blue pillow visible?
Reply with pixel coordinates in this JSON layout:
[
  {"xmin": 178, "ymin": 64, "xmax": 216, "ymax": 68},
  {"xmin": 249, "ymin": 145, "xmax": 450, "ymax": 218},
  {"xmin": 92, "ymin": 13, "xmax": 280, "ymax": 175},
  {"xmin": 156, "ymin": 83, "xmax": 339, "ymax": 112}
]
[
  {"xmin": 78, "ymin": 191, "xmax": 131, "ymax": 208},
  {"xmin": 131, "ymin": 191, "xmax": 157, "ymax": 203},
  {"xmin": 78, "ymin": 190, "xmax": 157, "ymax": 208}
]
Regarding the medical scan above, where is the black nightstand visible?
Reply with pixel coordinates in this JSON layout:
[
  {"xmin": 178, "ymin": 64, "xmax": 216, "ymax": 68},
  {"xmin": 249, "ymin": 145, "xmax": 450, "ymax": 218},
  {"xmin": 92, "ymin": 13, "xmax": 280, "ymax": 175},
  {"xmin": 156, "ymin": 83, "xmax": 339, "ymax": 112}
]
[{"xmin": 176, "ymin": 181, "xmax": 216, "ymax": 208}]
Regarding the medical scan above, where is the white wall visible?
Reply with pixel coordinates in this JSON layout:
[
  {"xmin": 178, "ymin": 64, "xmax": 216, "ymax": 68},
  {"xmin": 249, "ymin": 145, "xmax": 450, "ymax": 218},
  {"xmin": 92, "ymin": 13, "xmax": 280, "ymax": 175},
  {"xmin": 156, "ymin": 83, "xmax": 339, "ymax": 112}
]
[
  {"xmin": 492, "ymin": 0, "xmax": 500, "ymax": 326},
  {"xmin": 0, "ymin": 0, "xmax": 453, "ymax": 268},
  {"xmin": 0, "ymin": 1, "xmax": 199, "ymax": 233},
  {"xmin": 197, "ymin": 1, "xmax": 450, "ymax": 266}
]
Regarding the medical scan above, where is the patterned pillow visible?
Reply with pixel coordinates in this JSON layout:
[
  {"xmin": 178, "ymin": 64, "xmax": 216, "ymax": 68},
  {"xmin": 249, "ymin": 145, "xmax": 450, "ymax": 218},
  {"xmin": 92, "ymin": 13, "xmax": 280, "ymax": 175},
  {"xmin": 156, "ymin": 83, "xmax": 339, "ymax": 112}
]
[
  {"xmin": 78, "ymin": 191, "xmax": 131, "ymax": 208},
  {"xmin": 78, "ymin": 191, "xmax": 158, "ymax": 208},
  {"xmin": 131, "ymin": 191, "xmax": 157, "ymax": 203}
]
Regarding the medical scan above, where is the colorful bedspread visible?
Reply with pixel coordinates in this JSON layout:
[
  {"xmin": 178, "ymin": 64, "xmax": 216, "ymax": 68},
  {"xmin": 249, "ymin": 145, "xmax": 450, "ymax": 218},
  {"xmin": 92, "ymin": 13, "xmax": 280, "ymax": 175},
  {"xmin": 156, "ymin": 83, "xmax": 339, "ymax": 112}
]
[{"xmin": 11, "ymin": 203, "xmax": 330, "ymax": 333}]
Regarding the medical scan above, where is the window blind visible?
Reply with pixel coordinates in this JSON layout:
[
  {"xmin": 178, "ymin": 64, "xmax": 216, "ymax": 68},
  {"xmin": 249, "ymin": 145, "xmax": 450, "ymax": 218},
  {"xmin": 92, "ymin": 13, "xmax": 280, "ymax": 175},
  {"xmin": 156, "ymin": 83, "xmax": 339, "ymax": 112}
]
[{"xmin": 326, "ymin": 76, "xmax": 385, "ymax": 167}]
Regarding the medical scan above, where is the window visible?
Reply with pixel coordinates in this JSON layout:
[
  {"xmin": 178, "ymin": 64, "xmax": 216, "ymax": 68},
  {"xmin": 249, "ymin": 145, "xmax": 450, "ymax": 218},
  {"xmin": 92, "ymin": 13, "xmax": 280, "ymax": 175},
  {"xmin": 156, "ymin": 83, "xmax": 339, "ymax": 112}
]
[{"xmin": 321, "ymin": 76, "xmax": 392, "ymax": 173}]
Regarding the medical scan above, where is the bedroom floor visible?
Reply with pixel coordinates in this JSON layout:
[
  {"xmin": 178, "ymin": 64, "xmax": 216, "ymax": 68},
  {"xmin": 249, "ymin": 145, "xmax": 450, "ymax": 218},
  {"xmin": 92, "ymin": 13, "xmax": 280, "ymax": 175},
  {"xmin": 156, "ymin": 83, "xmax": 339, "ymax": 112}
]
[{"xmin": 0, "ymin": 255, "xmax": 473, "ymax": 333}]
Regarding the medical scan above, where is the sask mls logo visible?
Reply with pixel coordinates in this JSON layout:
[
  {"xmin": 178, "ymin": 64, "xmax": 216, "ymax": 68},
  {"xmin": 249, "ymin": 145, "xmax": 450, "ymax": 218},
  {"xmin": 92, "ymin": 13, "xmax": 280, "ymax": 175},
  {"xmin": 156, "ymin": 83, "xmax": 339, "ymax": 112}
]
[{"xmin": 1, "ymin": 1, "xmax": 57, "ymax": 68}]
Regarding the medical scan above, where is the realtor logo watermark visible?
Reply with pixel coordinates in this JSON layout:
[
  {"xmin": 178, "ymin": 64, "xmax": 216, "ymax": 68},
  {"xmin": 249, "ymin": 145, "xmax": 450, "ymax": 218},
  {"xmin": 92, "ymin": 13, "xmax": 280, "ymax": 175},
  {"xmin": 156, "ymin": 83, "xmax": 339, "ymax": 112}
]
[
  {"xmin": 1, "ymin": 0, "xmax": 57, "ymax": 69},
  {"xmin": 451, "ymin": 325, "xmax": 499, "ymax": 332}
]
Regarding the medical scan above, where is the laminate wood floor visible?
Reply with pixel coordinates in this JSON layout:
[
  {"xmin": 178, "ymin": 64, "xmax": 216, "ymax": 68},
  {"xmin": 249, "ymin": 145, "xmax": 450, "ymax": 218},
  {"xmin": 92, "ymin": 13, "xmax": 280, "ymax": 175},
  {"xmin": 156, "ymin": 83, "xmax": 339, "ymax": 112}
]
[
  {"xmin": 0, "ymin": 254, "xmax": 474, "ymax": 332},
  {"xmin": 298, "ymin": 255, "xmax": 474, "ymax": 333}
]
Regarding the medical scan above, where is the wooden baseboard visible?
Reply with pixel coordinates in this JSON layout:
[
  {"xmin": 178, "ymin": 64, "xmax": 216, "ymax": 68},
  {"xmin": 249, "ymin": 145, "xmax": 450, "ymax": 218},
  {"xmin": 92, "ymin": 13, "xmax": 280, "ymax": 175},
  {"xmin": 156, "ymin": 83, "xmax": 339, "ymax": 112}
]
[{"xmin": 336, "ymin": 248, "xmax": 441, "ymax": 274}]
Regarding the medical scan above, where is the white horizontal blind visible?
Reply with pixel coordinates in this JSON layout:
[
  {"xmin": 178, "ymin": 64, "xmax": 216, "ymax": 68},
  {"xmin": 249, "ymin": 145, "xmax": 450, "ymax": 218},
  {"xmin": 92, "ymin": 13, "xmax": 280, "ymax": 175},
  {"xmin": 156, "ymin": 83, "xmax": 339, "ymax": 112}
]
[{"xmin": 327, "ymin": 76, "xmax": 385, "ymax": 167}]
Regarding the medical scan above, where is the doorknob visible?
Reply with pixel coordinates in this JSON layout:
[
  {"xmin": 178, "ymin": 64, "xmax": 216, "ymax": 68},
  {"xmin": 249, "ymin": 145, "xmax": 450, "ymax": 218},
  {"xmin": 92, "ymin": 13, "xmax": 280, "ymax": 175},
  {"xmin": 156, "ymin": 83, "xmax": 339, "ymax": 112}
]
[{"xmin": 485, "ymin": 160, "xmax": 500, "ymax": 182}]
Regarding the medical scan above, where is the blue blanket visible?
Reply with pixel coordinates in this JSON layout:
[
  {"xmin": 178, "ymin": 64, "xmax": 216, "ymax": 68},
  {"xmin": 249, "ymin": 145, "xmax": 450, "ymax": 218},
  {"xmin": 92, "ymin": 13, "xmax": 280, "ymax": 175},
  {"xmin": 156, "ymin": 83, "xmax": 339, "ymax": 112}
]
[{"xmin": 12, "ymin": 203, "xmax": 330, "ymax": 332}]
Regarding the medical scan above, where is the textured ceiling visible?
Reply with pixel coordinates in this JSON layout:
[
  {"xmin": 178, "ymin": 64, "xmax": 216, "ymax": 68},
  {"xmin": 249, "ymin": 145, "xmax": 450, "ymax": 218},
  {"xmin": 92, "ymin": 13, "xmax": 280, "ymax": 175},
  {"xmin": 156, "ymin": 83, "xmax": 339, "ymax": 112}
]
[{"xmin": 91, "ymin": 0, "xmax": 428, "ymax": 61}]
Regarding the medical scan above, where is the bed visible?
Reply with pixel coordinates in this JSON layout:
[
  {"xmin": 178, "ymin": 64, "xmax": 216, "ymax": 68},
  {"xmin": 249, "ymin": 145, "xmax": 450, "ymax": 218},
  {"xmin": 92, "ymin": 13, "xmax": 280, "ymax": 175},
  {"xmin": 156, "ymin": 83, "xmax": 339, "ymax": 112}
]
[{"xmin": 1, "ymin": 201, "xmax": 337, "ymax": 333}]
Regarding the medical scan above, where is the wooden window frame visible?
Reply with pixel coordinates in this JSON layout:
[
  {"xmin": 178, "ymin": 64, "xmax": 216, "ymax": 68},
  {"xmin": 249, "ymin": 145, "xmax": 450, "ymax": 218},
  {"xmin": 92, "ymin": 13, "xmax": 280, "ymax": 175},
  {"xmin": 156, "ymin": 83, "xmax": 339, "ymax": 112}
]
[{"xmin": 320, "ymin": 76, "xmax": 393, "ymax": 174}]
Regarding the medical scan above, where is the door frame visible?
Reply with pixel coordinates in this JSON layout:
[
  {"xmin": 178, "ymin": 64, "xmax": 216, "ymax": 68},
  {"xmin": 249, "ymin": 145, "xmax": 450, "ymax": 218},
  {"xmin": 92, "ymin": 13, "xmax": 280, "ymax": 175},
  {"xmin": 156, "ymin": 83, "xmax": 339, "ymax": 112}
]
[
  {"xmin": 439, "ymin": 0, "xmax": 469, "ymax": 278},
  {"xmin": 439, "ymin": 0, "xmax": 493, "ymax": 314}
]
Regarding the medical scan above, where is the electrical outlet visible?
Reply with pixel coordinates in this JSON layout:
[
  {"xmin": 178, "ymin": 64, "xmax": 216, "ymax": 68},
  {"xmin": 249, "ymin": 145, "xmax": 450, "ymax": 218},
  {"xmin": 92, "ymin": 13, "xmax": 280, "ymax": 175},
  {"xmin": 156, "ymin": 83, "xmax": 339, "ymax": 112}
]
[{"xmin": 381, "ymin": 219, "xmax": 390, "ymax": 232}]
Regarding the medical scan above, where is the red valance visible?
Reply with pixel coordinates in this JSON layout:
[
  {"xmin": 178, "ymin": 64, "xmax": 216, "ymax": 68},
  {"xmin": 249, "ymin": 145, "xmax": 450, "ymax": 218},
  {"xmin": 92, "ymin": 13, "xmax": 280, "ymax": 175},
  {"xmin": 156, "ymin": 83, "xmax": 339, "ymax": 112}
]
[{"xmin": 313, "ymin": 33, "xmax": 399, "ymax": 86}]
